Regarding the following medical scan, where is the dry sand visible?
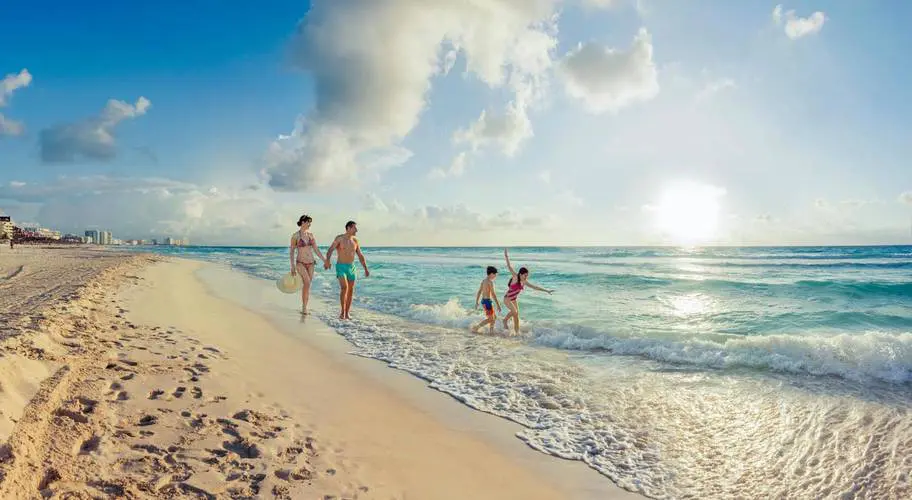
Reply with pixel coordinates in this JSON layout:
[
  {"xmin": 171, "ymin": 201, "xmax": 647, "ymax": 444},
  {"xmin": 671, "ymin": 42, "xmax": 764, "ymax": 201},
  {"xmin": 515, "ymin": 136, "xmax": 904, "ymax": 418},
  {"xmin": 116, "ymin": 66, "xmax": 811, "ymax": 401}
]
[{"xmin": 0, "ymin": 247, "xmax": 638, "ymax": 499}]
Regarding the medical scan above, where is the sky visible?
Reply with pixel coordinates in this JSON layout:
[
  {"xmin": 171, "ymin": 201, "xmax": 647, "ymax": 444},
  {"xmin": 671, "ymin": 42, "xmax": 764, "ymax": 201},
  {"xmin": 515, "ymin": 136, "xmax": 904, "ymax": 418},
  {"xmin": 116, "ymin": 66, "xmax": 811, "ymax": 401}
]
[{"xmin": 1, "ymin": 0, "xmax": 911, "ymax": 246}]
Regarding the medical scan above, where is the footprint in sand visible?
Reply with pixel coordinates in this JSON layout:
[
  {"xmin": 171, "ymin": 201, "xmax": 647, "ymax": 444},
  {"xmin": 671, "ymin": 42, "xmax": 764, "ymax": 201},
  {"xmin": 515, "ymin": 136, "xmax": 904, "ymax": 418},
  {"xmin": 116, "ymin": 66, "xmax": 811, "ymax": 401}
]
[
  {"xmin": 149, "ymin": 389, "xmax": 165, "ymax": 400},
  {"xmin": 137, "ymin": 415, "xmax": 158, "ymax": 426},
  {"xmin": 192, "ymin": 387, "xmax": 203, "ymax": 399},
  {"xmin": 173, "ymin": 386, "xmax": 186, "ymax": 398}
]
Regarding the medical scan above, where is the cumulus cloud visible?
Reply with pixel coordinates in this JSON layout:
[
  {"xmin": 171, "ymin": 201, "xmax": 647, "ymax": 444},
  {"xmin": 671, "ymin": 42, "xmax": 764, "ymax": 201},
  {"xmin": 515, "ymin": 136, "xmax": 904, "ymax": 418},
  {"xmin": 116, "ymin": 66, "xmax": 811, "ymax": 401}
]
[
  {"xmin": 557, "ymin": 189, "xmax": 584, "ymax": 207},
  {"xmin": 558, "ymin": 28, "xmax": 659, "ymax": 113},
  {"xmin": 428, "ymin": 152, "xmax": 468, "ymax": 179},
  {"xmin": 773, "ymin": 5, "xmax": 826, "ymax": 39},
  {"xmin": 581, "ymin": 0, "xmax": 618, "ymax": 8},
  {"xmin": 410, "ymin": 204, "xmax": 553, "ymax": 232},
  {"xmin": 0, "ymin": 175, "xmax": 293, "ymax": 245},
  {"xmin": 39, "ymin": 97, "xmax": 151, "ymax": 163},
  {"xmin": 263, "ymin": 0, "xmax": 560, "ymax": 191},
  {"xmin": 0, "ymin": 68, "xmax": 32, "ymax": 137},
  {"xmin": 696, "ymin": 78, "xmax": 736, "ymax": 101},
  {"xmin": 453, "ymin": 100, "xmax": 533, "ymax": 157},
  {"xmin": 899, "ymin": 192, "xmax": 912, "ymax": 205}
]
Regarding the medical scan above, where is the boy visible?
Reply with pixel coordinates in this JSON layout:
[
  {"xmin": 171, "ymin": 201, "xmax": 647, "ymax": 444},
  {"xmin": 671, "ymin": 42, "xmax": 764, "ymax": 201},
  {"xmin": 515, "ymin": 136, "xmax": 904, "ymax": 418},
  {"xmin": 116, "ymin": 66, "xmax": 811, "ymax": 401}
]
[{"xmin": 472, "ymin": 266, "xmax": 502, "ymax": 334}]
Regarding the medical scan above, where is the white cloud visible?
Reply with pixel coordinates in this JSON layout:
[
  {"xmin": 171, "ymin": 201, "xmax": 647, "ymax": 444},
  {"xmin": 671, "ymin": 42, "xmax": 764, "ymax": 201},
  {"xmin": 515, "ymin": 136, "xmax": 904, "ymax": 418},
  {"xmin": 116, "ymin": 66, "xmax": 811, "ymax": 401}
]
[
  {"xmin": 773, "ymin": 5, "xmax": 826, "ymax": 39},
  {"xmin": 538, "ymin": 170, "xmax": 552, "ymax": 183},
  {"xmin": 0, "ymin": 68, "xmax": 32, "ymax": 137},
  {"xmin": 557, "ymin": 189, "xmax": 584, "ymax": 207},
  {"xmin": 899, "ymin": 192, "xmax": 912, "ymax": 205},
  {"xmin": 581, "ymin": 0, "xmax": 618, "ymax": 8},
  {"xmin": 429, "ymin": 152, "xmax": 468, "ymax": 179},
  {"xmin": 409, "ymin": 204, "xmax": 553, "ymax": 232},
  {"xmin": 363, "ymin": 192, "xmax": 389, "ymax": 212},
  {"xmin": 0, "ymin": 175, "xmax": 296, "ymax": 245},
  {"xmin": 264, "ymin": 0, "xmax": 560, "ymax": 191},
  {"xmin": 9, "ymin": 181, "xmax": 26, "ymax": 188},
  {"xmin": 39, "ymin": 97, "xmax": 151, "ymax": 163},
  {"xmin": 453, "ymin": 100, "xmax": 533, "ymax": 157},
  {"xmin": 558, "ymin": 28, "xmax": 659, "ymax": 113},
  {"xmin": 0, "ymin": 114, "xmax": 24, "ymax": 136},
  {"xmin": 0, "ymin": 69, "xmax": 31, "ymax": 106},
  {"xmin": 696, "ymin": 78, "xmax": 736, "ymax": 101}
]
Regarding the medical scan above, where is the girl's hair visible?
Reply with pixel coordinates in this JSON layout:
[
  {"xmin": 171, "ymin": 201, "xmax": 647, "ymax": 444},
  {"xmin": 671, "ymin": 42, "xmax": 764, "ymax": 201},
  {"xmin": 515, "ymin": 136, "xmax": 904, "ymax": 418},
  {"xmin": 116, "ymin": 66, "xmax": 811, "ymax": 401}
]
[
  {"xmin": 512, "ymin": 267, "xmax": 529, "ymax": 286},
  {"xmin": 297, "ymin": 215, "xmax": 312, "ymax": 227}
]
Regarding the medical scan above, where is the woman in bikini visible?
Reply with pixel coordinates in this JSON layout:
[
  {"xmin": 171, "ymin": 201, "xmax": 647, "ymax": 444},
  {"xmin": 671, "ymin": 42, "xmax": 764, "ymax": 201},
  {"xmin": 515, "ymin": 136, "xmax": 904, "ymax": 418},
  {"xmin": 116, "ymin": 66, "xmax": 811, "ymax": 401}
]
[
  {"xmin": 502, "ymin": 248, "xmax": 554, "ymax": 335},
  {"xmin": 289, "ymin": 215, "xmax": 328, "ymax": 314}
]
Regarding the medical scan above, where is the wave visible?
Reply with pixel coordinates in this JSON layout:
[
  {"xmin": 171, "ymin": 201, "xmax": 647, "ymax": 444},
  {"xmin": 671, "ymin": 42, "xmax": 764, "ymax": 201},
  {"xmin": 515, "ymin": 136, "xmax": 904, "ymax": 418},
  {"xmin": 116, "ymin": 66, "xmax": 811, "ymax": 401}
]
[{"xmin": 365, "ymin": 298, "xmax": 912, "ymax": 384}]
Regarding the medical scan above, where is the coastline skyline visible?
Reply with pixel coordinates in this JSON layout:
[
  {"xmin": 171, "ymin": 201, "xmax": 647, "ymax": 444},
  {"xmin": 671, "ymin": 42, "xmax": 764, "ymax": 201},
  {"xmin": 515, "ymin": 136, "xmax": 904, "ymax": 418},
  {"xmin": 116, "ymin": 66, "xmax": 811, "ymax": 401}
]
[{"xmin": 2, "ymin": 1, "xmax": 912, "ymax": 247}]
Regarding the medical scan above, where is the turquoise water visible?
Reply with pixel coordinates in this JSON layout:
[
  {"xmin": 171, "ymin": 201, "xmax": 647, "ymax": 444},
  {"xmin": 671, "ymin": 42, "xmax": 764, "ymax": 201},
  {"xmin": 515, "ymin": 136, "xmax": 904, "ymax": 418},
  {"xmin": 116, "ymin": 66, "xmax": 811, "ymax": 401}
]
[{"xmin": 135, "ymin": 245, "xmax": 912, "ymax": 498}]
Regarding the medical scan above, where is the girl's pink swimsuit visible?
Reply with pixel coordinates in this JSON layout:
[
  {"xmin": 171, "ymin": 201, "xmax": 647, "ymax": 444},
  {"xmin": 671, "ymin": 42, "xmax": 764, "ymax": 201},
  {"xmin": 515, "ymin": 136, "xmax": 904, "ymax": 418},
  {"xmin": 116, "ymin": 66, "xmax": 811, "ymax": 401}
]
[{"xmin": 505, "ymin": 278, "xmax": 524, "ymax": 301}]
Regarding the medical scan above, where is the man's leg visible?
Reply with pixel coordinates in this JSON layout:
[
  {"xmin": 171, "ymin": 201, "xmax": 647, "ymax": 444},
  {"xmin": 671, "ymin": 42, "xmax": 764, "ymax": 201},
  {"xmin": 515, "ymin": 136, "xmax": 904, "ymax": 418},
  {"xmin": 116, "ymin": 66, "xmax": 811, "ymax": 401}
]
[
  {"xmin": 344, "ymin": 278, "xmax": 355, "ymax": 319},
  {"xmin": 337, "ymin": 277, "xmax": 348, "ymax": 319}
]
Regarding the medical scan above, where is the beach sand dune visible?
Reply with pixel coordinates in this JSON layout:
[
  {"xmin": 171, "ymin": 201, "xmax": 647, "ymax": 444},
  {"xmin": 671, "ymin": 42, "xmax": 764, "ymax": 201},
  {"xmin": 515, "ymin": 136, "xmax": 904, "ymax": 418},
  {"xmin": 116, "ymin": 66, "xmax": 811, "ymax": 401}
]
[{"xmin": 0, "ymin": 247, "xmax": 629, "ymax": 499}]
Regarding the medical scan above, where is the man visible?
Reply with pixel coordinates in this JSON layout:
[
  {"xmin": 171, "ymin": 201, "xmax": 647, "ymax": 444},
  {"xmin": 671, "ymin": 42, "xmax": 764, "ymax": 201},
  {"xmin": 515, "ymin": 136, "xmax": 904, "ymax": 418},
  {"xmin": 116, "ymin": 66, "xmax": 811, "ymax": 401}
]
[{"xmin": 325, "ymin": 221, "xmax": 369, "ymax": 320}]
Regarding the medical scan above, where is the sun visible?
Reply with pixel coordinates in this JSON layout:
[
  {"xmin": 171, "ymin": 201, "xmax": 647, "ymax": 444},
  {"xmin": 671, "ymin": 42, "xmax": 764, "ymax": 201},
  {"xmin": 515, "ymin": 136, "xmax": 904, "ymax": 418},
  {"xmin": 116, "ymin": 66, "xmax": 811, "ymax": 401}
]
[{"xmin": 652, "ymin": 182, "xmax": 726, "ymax": 244}]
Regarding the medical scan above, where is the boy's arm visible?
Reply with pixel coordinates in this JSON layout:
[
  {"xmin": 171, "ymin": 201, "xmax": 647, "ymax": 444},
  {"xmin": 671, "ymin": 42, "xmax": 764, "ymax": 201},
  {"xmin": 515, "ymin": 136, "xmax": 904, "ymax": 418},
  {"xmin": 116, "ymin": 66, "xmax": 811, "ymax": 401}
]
[
  {"xmin": 475, "ymin": 282, "xmax": 483, "ymax": 309},
  {"xmin": 355, "ymin": 238, "xmax": 370, "ymax": 277}
]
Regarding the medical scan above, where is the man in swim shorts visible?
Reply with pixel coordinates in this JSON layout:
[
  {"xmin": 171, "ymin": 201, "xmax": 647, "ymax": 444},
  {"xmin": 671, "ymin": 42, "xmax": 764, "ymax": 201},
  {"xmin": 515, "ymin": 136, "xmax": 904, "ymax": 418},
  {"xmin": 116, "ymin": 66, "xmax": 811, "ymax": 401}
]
[{"xmin": 325, "ymin": 221, "xmax": 370, "ymax": 320}]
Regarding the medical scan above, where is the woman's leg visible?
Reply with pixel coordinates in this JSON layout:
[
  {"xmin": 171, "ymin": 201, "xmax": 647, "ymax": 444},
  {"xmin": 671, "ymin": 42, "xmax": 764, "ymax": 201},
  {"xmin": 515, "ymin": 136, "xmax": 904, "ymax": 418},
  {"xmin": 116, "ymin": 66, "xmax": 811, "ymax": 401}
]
[{"xmin": 297, "ymin": 262, "xmax": 315, "ymax": 312}]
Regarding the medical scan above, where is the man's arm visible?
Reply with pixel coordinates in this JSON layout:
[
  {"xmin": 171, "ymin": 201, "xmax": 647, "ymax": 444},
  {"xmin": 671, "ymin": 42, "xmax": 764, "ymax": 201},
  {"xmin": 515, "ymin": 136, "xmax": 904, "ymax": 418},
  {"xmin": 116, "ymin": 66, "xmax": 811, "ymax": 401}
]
[
  {"xmin": 324, "ymin": 237, "xmax": 338, "ymax": 269},
  {"xmin": 355, "ymin": 238, "xmax": 370, "ymax": 277}
]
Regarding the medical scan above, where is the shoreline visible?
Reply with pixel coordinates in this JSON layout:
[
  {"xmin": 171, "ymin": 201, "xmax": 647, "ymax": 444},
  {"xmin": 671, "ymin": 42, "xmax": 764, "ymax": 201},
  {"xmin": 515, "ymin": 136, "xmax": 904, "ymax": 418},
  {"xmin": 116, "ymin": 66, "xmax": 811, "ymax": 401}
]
[{"xmin": 0, "ymin": 247, "xmax": 638, "ymax": 498}]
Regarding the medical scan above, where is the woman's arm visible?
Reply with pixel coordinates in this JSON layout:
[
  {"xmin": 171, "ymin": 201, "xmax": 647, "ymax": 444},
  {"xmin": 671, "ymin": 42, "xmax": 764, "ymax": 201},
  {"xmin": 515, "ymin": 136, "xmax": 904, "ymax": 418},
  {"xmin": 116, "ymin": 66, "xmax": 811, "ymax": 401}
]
[
  {"xmin": 504, "ymin": 248, "xmax": 517, "ymax": 276},
  {"xmin": 311, "ymin": 234, "xmax": 327, "ymax": 264},
  {"xmin": 525, "ymin": 281, "xmax": 554, "ymax": 294},
  {"xmin": 289, "ymin": 235, "xmax": 297, "ymax": 273}
]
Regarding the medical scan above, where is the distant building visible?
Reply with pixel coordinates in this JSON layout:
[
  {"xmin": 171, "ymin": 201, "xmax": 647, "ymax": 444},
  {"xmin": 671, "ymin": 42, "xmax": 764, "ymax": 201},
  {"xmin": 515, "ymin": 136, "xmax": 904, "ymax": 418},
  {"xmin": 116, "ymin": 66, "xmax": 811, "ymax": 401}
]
[{"xmin": 85, "ymin": 230, "xmax": 99, "ymax": 244}]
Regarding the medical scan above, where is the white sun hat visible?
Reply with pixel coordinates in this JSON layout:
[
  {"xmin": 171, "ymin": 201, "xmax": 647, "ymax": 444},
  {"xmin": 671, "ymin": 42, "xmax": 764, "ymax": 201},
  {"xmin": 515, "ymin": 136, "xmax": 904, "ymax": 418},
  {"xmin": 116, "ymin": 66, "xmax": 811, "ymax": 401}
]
[{"xmin": 276, "ymin": 272, "xmax": 303, "ymax": 293}]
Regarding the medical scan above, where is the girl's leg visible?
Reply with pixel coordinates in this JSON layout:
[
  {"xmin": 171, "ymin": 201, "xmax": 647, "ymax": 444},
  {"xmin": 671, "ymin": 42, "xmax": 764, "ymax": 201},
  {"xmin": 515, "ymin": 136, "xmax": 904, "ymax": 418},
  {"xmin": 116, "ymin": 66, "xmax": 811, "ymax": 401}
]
[{"xmin": 503, "ymin": 299, "xmax": 519, "ymax": 333}]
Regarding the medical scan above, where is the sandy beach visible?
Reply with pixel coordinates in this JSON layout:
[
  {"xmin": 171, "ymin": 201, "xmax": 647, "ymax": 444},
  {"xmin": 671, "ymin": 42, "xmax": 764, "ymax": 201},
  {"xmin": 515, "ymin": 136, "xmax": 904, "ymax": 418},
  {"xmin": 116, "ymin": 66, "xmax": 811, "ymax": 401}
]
[{"xmin": 0, "ymin": 246, "xmax": 637, "ymax": 499}]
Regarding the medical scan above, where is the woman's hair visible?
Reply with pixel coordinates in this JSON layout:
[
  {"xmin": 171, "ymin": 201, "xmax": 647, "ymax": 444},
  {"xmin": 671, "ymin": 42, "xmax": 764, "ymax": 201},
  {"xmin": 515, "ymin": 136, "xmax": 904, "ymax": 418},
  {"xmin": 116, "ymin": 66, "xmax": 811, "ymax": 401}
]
[{"xmin": 297, "ymin": 215, "xmax": 313, "ymax": 227}]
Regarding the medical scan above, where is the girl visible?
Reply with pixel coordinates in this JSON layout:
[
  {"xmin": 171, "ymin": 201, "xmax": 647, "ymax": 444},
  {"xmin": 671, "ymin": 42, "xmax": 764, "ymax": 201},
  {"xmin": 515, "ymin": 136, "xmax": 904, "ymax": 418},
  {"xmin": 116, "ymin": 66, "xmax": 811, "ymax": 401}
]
[
  {"xmin": 502, "ymin": 248, "xmax": 554, "ymax": 335},
  {"xmin": 289, "ymin": 215, "xmax": 328, "ymax": 314}
]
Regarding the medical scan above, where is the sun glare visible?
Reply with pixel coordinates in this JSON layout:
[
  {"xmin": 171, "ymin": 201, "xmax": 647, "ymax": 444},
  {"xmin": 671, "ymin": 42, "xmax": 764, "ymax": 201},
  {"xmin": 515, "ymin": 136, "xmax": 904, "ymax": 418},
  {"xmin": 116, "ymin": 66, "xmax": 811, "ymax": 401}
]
[{"xmin": 652, "ymin": 182, "xmax": 725, "ymax": 244}]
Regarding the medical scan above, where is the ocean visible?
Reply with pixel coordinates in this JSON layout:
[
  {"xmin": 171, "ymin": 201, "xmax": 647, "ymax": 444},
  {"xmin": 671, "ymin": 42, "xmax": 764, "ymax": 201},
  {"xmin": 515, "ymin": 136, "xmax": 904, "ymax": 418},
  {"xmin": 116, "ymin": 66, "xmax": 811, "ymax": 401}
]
[{"xmin": 132, "ymin": 245, "xmax": 912, "ymax": 499}]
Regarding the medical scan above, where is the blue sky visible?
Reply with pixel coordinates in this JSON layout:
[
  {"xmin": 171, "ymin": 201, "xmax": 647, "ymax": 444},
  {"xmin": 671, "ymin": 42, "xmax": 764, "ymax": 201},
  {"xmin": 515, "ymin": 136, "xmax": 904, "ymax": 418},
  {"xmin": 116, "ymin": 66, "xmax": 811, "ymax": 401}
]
[{"xmin": 1, "ymin": 0, "xmax": 911, "ymax": 246}]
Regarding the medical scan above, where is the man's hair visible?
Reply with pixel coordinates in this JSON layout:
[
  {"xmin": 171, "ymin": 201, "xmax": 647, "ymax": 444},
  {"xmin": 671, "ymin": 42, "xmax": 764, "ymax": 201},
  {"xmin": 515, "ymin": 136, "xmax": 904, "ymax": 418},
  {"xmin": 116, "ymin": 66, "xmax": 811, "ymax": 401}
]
[
  {"xmin": 486, "ymin": 266, "xmax": 498, "ymax": 275},
  {"xmin": 345, "ymin": 220, "xmax": 357, "ymax": 230}
]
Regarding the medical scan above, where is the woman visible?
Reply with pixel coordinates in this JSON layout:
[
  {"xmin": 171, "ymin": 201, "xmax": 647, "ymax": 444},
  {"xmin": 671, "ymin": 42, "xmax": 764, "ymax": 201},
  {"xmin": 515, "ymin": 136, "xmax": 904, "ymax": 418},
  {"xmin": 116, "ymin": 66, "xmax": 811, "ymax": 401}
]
[
  {"xmin": 502, "ymin": 248, "xmax": 554, "ymax": 335},
  {"xmin": 289, "ymin": 215, "xmax": 327, "ymax": 314}
]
